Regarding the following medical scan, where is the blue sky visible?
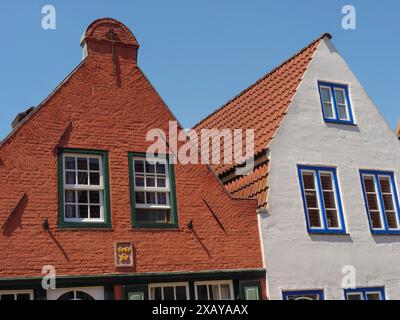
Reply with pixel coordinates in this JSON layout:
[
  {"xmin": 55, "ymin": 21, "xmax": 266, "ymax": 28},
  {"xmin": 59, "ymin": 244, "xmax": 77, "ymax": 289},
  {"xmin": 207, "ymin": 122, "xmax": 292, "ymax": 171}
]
[{"xmin": 0, "ymin": 0, "xmax": 399, "ymax": 140}]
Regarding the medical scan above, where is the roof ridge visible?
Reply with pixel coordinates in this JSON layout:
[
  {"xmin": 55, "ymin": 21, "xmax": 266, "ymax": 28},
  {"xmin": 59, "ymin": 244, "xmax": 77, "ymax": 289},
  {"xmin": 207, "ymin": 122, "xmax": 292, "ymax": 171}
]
[{"xmin": 193, "ymin": 32, "xmax": 331, "ymax": 129}]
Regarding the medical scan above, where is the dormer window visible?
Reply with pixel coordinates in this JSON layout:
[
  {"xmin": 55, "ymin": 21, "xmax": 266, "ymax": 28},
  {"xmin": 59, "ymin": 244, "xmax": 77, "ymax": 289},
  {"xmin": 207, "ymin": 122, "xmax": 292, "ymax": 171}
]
[{"xmin": 318, "ymin": 82, "xmax": 355, "ymax": 124}]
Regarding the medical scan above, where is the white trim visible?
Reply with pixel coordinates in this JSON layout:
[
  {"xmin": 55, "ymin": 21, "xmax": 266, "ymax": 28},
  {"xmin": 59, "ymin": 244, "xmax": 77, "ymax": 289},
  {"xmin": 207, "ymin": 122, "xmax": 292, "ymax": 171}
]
[
  {"xmin": 148, "ymin": 282, "xmax": 190, "ymax": 300},
  {"xmin": 0, "ymin": 290, "xmax": 33, "ymax": 300},
  {"xmin": 62, "ymin": 153, "xmax": 105, "ymax": 223},
  {"xmin": 194, "ymin": 280, "xmax": 234, "ymax": 300}
]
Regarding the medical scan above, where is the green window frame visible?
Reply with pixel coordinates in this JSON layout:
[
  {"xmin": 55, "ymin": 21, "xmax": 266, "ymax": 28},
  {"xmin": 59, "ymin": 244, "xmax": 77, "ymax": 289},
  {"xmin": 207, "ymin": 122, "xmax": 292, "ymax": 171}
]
[
  {"xmin": 57, "ymin": 148, "xmax": 112, "ymax": 229},
  {"xmin": 128, "ymin": 152, "xmax": 178, "ymax": 229},
  {"xmin": 239, "ymin": 281, "xmax": 262, "ymax": 300}
]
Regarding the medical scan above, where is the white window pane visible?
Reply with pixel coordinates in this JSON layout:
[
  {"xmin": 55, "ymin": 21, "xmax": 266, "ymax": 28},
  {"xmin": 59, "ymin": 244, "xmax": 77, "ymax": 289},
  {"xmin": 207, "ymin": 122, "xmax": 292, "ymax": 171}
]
[
  {"xmin": 156, "ymin": 163, "xmax": 166, "ymax": 174},
  {"xmin": 77, "ymin": 191, "xmax": 88, "ymax": 204},
  {"xmin": 220, "ymin": 284, "xmax": 232, "ymax": 300},
  {"xmin": 145, "ymin": 162, "xmax": 155, "ymax": 174},
  {"xmin": 78, "ymin": 205, "xmax": 89, "ymax": 218},
  {"xmin": 146, "ymin": 177, "xmax": 156, "ymax": 187},
  {"xmin": 90, "ymin": 172, "xmax": 100, "ymax": 186},
  {"xmin": 305, "ymin": 191, "xmax": 319, "ymax": 208},
  {"xmin": 363, "ymin": 177, "xmax": 376, "ymax": 193},
  {"xmin": 370, "ymin": 211, "xmax": 383, "ymax": 229},
  {"xmin": 157, "ymin": 178, "xmax": 166, "ymax": 188},
  {"xmin": 146, "ymin": 192, "xmax": 156, "ymax": 204},
  {"xmin": 386, "ymin": 211, "xmax": 398, "ymax": 229},
  {"xmin": 90, "ymin": 206, "xmax": 100, "ymax": 219},
  {"xmin": 308, "ymin": 209, "xmax": 322, "ymax": 228},
  {"xmin": 196, "ymin": 285, "xmax": 208, "ymax": 300},
  {"xmin": 135, "ymin": 177, "xmax": 145, "ymax": 187},
  {"xmin": 320, "ymin": 174, "xmax": 333, "ymax": 191},
  {"xmin": 77, "ymin": 157, "xmax": 88, "ymax": 170},
  {"xmin": 347, "ymin": 293, "xmax": 362, "ymax": 300},
  {"xmin": 157, "ymin": 193, "xmax": 167, "ymax": 205},
  {"xmin": 78, "ymin": 172, "xmax": 88, "ymax": 185},
  {"xmin": 323, "ymin": 192, "xmax": 336, "ymax": 209},
  {"xmin": 65, "ymin": 205, "xmax": 76, "ymax": 218},
  {"xmin": 135, "ymin": 192, "xmax": 145, "ymax": 204},
  {"xmin": 65, "ymin": 157, "xmax": 76, "ymax": 170},
  {"xmin": 134, "ymin": 160, "xmax": 144, "ymax": 173},
  {"xmin": 176, "ymin": 286, "xmax": 188, "ymax": 300},
  {"xmin": 89, "ymin": 158, "xmax": 99, "ymax": 171},
  {"xmin": 65, "ymin": 172, "xmax": 76, "ymax": 185},
  {"xmin": 163, "ymin": 287, "xmax": 175, "ymax": 300},
  {"xmin": 326, "ymin": 209, "xmax": 339, "ymax": 228},
  {"xmin": 337, "ymin": 104, "xmax": 348, "ymax": 120},
  {"xmin": 379, "ymin": 177, "xmax": 391, "ymax": 193},
  {"xmin": 89, "ymin": 191, "xmax": 100, "ymax": 204},
  {"xmin": 65, "ymin": 190, "xmax": 76, "ymax": 203},
  {"xmin": 323, "ymin": 103, "xmax": 334, "ymax": 118},
  {"xmin": 334, "ymin": 88, "xmax": 346, "ymax": 104},
  {"xmin": 367, "ymin": 194, "xmax": 379, "ymax": 211},
  {"xmin": 210, "ymin": 285, "xmax": 219, "ymax": 300},
  {"xmin": 366, "ymin": 293, "xmax": 381, "ymax": 300},
  {"xmin": 302, "ymin": 173, "xmax": 316, "ymax": 189},
  {"xmin": 321, "ymin": 87, "xmax": 331, "ymax": 102}
]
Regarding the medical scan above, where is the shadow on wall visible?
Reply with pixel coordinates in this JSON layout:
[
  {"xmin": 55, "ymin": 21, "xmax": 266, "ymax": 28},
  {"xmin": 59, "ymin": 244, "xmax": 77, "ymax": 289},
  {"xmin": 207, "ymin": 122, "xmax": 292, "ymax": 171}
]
[
  {"xmin": 2, "ymin": 194, "xmax": 28, "ymax": 237},
  {"xmin": 309, "ymin": 234, "xmax": 353, "ymax": 243},
  {"xmin": 325, "ymin": 122, "xmax": 360, "ymax": 133},
  {"xmin": 372, "ymin": 235, "xmax": 400, "ymax": 244}
]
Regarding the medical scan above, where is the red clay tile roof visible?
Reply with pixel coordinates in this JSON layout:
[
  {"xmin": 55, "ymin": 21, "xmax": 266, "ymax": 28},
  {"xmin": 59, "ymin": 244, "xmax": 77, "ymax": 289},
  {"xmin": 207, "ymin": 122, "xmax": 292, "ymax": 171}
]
[
  {"xmin": 225, "ymin": 162, "xmax": 269, "ymax": 209},
  {"xmin": 195, "ymin": 33, "xmax": 330, "ymax": 208}
]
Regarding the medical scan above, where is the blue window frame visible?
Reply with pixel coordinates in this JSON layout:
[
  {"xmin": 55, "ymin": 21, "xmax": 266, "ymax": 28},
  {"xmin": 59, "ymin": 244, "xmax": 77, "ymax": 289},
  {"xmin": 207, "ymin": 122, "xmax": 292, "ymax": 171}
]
[
  {"xmin": 360, "ymin": 170, "xmax": 400, "ymax": 235},
  {"xmin": 318, "ymin": 81, "xmax": 355, "ymax": 124},
  {"xmin": 344, "ymin": 287, "xmax": 386, "ymax": 300},
  {"xmin": 282, "ymin": 290, "xmax": 324, "ymax": 300},
  {"xmin": 298, "ymin": 165, "xmax": 346, "ymax": 234}
]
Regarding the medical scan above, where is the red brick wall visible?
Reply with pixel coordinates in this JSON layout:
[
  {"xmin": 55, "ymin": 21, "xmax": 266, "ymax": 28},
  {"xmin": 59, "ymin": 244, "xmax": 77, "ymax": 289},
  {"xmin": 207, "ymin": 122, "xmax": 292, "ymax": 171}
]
[{"xmin": 0, "ymin": 19, "xmax": 262, "ymax": 278}]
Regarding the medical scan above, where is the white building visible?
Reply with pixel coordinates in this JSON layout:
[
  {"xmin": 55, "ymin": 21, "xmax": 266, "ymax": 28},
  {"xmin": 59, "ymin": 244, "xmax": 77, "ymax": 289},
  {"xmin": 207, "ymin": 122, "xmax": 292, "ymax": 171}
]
[{"xmin": 195, "ymin": 33, "xmax": 400, "ymax": 300}]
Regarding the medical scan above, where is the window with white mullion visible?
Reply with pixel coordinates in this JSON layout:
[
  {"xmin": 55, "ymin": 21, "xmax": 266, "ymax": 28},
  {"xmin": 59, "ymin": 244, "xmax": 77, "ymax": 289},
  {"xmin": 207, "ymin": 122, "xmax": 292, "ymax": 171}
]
[
  {"xmin": 378, "ymin": 175, "xmax": 399, "ymax": 229},
  {"xmin": 320, "ymin": 86, "xmax": 336, "ymax": 119},
  {"xmin": 133, "ymin": 157, "xmax": 172, "ymax": 223},
  {"xmin": 319, "ymin": 172, "xmax": 340, "ymax": 229},
  {"xmin": 362, "ymin": 175, "xmax": 384, "ymax": 230},
  {"xmin": 149, "ymin": 283, "xmax": 189, "ymax": 300},
  {"xmin": 63, "ymin": 154, "xmax": 104, "ymax": 222},
  {"xmin": 301, "ymin": 171, "xmax": 324, "ymax": 229},
  {"xmin": 334, "ymin": 88, "xmax": 349, "ymax": 121},
  {"xmin": 194, "ymin": 281, "xmax": 234, "ymax": 300}
]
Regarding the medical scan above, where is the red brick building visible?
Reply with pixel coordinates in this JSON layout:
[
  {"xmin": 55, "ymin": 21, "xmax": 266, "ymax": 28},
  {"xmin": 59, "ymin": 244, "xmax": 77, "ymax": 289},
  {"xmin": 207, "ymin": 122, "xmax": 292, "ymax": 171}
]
[{"xmin": 0, "ymin": 18, "xmax": 264, "ymax": 300}]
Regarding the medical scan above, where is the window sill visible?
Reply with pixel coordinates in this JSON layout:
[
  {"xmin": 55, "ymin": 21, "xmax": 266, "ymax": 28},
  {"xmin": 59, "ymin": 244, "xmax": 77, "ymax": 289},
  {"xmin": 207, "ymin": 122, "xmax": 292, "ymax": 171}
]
[
  {"xmin": 57, "ymin": 222, "xmax": 112, "ymax": 230},
  {"xmin": 132, "ymin": 223, "xmax": 179, "ymax": 230},
  {"xmin": 308, "ymin": 229, "xmax": 348, "ymax": 235},
  {"xmin": 55, "ymin": 227, "xmax": 114, "ymax": 232},
  {"xmin": 324, "ymin": 118, "xmax": 356, "ymax": 126},
  {"xmin": 371, "ymin": 230, "xmax": 400, "ymax": 235}
]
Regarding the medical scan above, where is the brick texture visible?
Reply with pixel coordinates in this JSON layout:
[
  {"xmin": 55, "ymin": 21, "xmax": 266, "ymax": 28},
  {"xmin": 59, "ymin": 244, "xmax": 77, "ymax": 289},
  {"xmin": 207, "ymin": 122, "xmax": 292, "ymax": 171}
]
[{"xmin": 0, "ymin": 18, "xmax": 262, "ymax": 278}]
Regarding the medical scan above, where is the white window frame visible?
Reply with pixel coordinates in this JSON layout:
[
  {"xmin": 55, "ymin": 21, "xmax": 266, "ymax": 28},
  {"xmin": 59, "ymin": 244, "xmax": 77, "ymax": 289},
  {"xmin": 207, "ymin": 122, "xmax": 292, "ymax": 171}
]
[
  {"xmin": 62, "ymin": 153, "xmax": 105, "ymax": 223},
  {"xmin": 0, "ymin": 290, "xmax": 34, "ymax": 300},
  {"xmin": 361, "ymin": 172, "xmax": 400, "ymax": 232},
  {"xmin": 194, "ymin": 280, "xmax": 234, "ymax": 300},
  {"xmin": 318, "ymin": 82, "xmax": 354, "ymax": 124},
  {"xmin": 300, "ymin": 168, "xmax": 343, "ymax": 232},
  {"xmin": 333, "ymin": 87, "xmax": 350, "ymax": 121},
  {"xmin": 319, "ymin": 85, "xmax": 337, "ymax": 120},
  {"xmin": 148, "ymin": 282, "xmax": 190, "ymax": 300},
  {"xmin": 132, "ymin": 157, "xmax": 171, "ymax": 211}
]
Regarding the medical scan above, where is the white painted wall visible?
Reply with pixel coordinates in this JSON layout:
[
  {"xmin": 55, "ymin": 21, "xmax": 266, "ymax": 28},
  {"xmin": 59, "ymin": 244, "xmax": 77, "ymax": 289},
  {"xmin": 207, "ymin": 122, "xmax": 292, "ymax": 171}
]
[{"xmin": 263, "ymin": 37, "xmax": 400, "ymax": 300}]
